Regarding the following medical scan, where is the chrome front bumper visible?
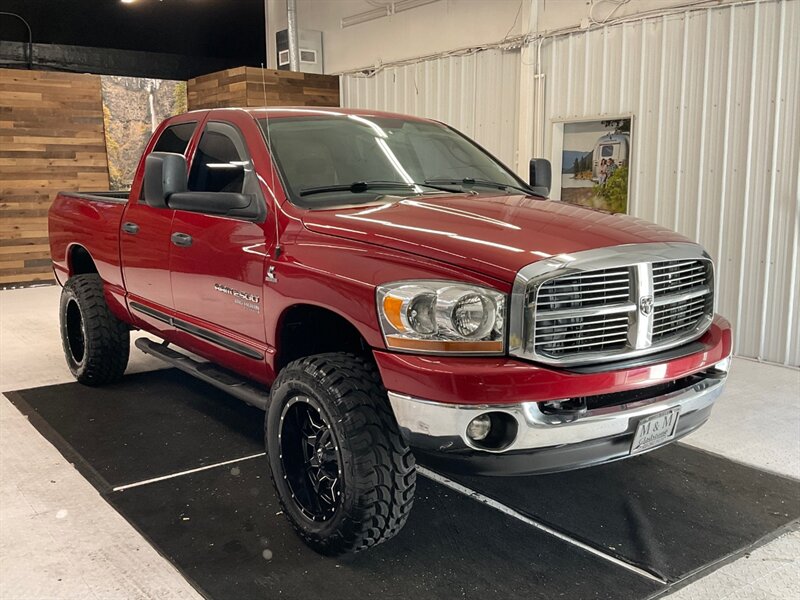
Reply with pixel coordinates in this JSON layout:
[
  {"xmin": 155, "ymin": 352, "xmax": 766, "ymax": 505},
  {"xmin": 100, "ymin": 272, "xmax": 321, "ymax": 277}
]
[{"xmin": 388, "ymin": 370, "xmax": 727, "ymax": 475}]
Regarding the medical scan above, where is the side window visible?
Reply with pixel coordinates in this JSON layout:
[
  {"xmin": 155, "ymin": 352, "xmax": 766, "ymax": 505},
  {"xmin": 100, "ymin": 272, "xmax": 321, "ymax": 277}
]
[
  {"xmin": 153, "ymin": 122, "xmax": 196, "ymax": 154},
  {"xmin": 189, "ymin": 124, "xmax": 247, "ymax": 193}
]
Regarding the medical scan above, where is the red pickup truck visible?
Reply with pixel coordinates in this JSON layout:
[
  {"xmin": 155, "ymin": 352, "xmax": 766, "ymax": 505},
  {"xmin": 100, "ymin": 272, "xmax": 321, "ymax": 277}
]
[{"xmin": 49, "ymin": 107, "xmax": 732, "ymax": 555}]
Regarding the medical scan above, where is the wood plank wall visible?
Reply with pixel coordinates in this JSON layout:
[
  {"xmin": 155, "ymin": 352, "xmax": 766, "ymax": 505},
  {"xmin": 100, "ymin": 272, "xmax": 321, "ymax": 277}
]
[
  {"xmin": 187, "ymin": 66, "xmax": 339, "ymax": 110},
  {"xmin": 0, "ymin": 68, "xmax": 110, "ymax": 288},
  {"xmin": 0, "ymin": 66, "xmax": 336, "ymax": 288}
]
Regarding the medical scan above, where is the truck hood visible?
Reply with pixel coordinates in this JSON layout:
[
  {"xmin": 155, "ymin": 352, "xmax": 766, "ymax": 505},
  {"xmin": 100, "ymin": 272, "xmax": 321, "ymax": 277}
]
[{"xmin": 302, "ymin": 194, "xmax": 690, "ymax": 282}]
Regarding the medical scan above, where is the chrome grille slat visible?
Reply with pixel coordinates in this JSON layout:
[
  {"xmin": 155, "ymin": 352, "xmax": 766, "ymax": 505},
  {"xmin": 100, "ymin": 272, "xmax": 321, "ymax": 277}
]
[
  {"xmin": 654, "ymin": 297, "xmax": 706, "ymax": 310},
  {"xmin": 538, "ymin": 337, "xmax": 631, "ymax": 351},
  {"xmin": 654, "ymin": 282, "xmax": 706, "ymax": 293},
  {"xmin": 652, "ymin": 260, "xmax": 698, "ymax": 271},
  {"xmin": 653, "ymin": 264, "xmax": 705, "ymax": 275},
  {"xmin": 535, "ymin": 331, "xmax": 630, "ymax": 345},
  {"xmin": 519, "ymin": 249, "xmax": 714, "ymax": 363},
  {"xmin": 538, "ymin": 286, "xmax": 630, "ymax": 298},
  {"xmin": 542, "ymin": 269, "xmax": 631, "ymax": 281},
  {"xmin": 654, "ymin": 307, "xmax": 705, "ymax": 324},
  {"xmin": 539, "ymin": 292, "xmax": 631, "ymax": 303},
  {"xmin": 653, "ymin": 271, "xmax": 706, "ymax": 284},
  {"xmin": 654, "ymin": 310, "xmax": 705, "ymax": 327},
  {"xmin": 652, "ymin": 320, "xmax": 704, "ymax": 336},
  {"xmin": 534, "ymin": 302, "xmax": 636, "ymax": 321},
  {"xmin": 536, "ymin": 322, "xmax": 629, "ymax": 334},
  {"xmin": 653, "ymin": 274, "xmax": 702, "ymax": 285},
  {"xmin": 540, "ymin": 279, "xmax": 630, "ymax": 290},
  {"xmin": 653, "ymin": 286, "xmax": 710, "ymax": 306}
]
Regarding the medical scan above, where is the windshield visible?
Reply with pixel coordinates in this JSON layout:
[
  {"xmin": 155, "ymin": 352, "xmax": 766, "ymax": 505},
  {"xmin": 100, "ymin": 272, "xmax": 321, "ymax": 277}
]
[{"xmin": 258, "ymin": 115, "xmax": 532, "ymax": 208}]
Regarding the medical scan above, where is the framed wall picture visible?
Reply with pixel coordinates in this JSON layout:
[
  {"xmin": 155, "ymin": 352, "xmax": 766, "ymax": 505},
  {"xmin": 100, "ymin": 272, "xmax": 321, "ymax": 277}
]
[{"xmin": 554, "ymin": 117, "xmax": 632, "ymax": 214}]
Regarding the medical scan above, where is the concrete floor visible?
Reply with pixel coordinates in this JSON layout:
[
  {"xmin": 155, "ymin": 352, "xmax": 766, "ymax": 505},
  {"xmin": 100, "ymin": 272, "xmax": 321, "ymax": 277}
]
[{"xmin": 1, "ymin": 285, "xmax": 798, "ymax": 600}]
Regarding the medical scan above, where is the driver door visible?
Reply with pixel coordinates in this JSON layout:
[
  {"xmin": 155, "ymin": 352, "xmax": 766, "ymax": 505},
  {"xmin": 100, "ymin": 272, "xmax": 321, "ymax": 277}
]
[{"xmin": 168, "ymin": 119, "xmax": 273, "ymax": 369}]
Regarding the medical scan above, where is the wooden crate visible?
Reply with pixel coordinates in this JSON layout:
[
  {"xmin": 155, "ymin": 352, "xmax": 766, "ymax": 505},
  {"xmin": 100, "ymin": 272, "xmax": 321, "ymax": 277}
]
[
  {"xmin": 0, "ymin": 68, "xmax": 110, "ymax": 288},
  {"xmin": 187, "ymin": 66, "xmax": 339, "ymax": 110}
]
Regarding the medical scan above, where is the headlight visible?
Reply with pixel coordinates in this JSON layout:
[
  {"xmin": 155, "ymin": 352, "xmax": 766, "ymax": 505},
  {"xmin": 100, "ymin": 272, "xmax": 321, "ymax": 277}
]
[{"xmin": 377, "ymin": 281, "xmax": 506, "ymax": 354}]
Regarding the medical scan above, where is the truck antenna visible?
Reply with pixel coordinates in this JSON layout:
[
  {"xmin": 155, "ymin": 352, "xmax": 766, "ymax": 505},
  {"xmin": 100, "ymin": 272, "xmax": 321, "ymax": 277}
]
[{"xmin": 261, "ymin": 63, "xmax": 281, "ymax": 259}]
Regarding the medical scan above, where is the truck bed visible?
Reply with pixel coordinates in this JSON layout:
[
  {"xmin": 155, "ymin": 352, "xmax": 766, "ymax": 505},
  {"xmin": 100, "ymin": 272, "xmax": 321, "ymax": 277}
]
[{"xmin": 48, "ymin": 190, "xmax": 130, "ymax": 291}]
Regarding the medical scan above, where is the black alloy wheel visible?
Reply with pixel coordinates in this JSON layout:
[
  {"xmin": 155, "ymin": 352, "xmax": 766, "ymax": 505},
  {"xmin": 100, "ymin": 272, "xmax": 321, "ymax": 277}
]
[{"xmin": 279, "ymin": 395, "xmax": 343, "ymax": 522}]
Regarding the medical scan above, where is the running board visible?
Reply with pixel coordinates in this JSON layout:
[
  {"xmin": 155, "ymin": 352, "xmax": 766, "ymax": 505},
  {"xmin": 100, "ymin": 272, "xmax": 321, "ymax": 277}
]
[{"xmin": 134, "ymin": 338, "xmax": 270, "ymax": 410}]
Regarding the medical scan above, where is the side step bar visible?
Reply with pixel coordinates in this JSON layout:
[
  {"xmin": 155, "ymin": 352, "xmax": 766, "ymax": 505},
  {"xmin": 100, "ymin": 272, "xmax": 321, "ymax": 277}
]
[{"xmin": 135, "ymin": 338, "xmax": 270, "ymax": 410}]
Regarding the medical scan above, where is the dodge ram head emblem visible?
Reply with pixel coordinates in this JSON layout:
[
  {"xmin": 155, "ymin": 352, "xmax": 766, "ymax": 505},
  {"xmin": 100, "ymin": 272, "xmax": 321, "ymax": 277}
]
[{"xmin": 639, "ymin": 295, "xmax": 654, "ymax": 316}]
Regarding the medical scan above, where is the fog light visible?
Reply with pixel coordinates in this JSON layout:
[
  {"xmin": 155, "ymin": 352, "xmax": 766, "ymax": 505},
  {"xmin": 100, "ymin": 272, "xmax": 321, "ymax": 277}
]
[{"xmin": 466, "ymin": 414, "xmax": 492, "ymax": 441}]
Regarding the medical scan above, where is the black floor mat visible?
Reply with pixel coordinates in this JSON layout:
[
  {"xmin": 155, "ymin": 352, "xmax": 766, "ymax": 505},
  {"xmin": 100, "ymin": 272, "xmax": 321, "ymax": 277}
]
[
  {"xmin": 108, "ymin": 458, "xmax": 661, "ymax": 600},
  {"xmin": 446, "ymin": 445, "xmax": 800, "ymax": 582},
  {"xmin": 6, "ymin": 369, "xmax": 264, "ymax": 490},
  {"xmin": 6, "ymin": 368, "xmax": 799, "ymax": 599}
]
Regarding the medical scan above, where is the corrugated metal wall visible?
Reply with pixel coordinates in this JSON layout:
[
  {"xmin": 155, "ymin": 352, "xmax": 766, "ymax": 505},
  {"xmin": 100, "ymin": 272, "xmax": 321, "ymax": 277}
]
[
  {"xmin": 537, "ymin": 0, "xmax": 799, "ymax": 366},
  {"xmin": 341, "ymin": 48, "xmax": 521, "ymax": 168},
  {"xmin": 341, "ymin": 0, "xmax": 800, "ymax": 366}
]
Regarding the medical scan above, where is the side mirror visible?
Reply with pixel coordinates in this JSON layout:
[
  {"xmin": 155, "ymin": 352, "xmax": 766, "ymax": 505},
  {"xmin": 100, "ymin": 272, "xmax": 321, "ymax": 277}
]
[
  {"xmin": 144, "ymin": 152, "xmax": 188, "ymax": 208},
  {"xmin": 529, "ymin": 158, "xmax": 552, "ymax": 196},
  {"xmin": 168, "ymin": 191, "xmax": 253, "ymax": 217}
]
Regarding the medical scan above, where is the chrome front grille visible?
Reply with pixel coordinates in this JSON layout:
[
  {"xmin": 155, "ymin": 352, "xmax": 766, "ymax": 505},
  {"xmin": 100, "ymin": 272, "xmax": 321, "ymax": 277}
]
[
  {"xmin": 533, "ymin": 268, "xmax": 632, "ymax": 356},
  {"xmin": 510, "ymin": 243, "xmax": 715, "ymax": 366},
  {"xmin": 651, "ymin": 260, "xmax": 714, "ymax": 343}
]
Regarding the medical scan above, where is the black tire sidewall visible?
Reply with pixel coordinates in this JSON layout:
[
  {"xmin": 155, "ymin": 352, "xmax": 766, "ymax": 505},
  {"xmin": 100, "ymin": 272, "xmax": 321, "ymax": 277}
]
[{"xmin": 59, "ymin": 281, "xmax": 89, "ymax": 378}]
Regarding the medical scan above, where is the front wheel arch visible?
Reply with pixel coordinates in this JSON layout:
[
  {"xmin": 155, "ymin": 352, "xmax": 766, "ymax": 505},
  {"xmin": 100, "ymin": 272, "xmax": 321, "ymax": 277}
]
[{"xmin": 274, "ymin": 304, "xmax": 371, "ymax": 372}]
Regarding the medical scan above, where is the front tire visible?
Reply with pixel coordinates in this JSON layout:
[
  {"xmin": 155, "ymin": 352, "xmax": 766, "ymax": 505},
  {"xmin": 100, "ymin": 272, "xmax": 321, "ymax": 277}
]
[
  {"xmin": 266, "ymin": 353, "xmax": 416, "ymax": 555},
  {"xmin": 59, "ymin": 274, "xmax": 130, "ymax": 386}
]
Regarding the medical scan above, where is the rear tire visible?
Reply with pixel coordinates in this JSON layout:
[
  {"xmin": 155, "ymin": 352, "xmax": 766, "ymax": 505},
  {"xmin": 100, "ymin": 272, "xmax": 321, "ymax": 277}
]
[
  {"xmin": 265, "ymin": 352, "xmax": 416, "ymax": 555},
  {"xmin": 59, "ymin": 274, "xmax": 130, "ymax": 386}
]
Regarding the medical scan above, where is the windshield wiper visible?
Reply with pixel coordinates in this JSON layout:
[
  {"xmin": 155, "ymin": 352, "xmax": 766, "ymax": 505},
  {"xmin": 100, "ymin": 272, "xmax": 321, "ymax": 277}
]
[
  {"xmin": 425, "ymin": 177, "xmax": 537, "ymax": 196},
  {"xmin": 299, "ymin": 180, "xmax": 461, "ymax": 197}
]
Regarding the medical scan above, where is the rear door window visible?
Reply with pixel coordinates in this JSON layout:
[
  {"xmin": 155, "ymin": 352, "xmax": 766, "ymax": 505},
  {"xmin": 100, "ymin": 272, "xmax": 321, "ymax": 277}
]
[{"xmin": 153, "ymin": 122, "xmax": 197, "ymax": 155}]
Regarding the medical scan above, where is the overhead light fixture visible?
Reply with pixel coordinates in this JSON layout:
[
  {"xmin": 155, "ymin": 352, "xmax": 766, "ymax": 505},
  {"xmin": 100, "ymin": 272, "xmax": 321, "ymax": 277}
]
[{"xmin": 121, "ymin": 0, "xmax": 137, "ymax": 4}]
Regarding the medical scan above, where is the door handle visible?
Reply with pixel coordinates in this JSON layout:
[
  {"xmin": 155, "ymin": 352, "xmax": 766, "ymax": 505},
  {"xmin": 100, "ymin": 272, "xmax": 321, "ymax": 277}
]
[
  {"xmin": 122, "ymin": 222, "xmax": 139, "ymax": 235},
  {"xmin": 171, "ymin": 232, "xmax": 193, "ymax": 247}
]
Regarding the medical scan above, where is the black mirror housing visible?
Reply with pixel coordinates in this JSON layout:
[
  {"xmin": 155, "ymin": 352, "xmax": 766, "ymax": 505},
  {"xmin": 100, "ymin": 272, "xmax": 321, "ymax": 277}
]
[
  {"xmin": 144, "ymin": 152, "xmax": 188, "ymax": 208},
  {"xmin": 168, "ymin": 191, "xmax": 254, "ymax": 217},
  {"xmin": 529, "ymin": 158, "xmax": 552, "ymax": 196}
]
